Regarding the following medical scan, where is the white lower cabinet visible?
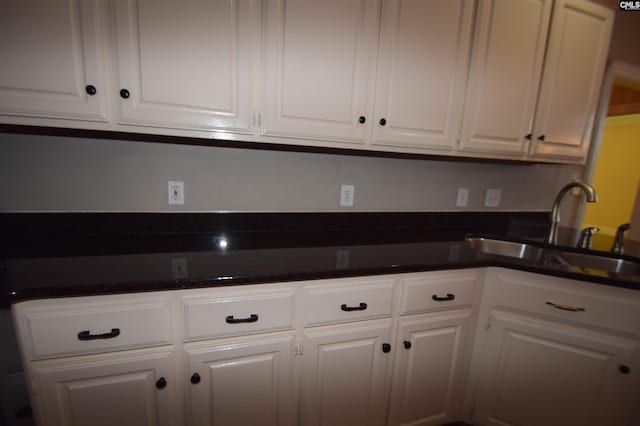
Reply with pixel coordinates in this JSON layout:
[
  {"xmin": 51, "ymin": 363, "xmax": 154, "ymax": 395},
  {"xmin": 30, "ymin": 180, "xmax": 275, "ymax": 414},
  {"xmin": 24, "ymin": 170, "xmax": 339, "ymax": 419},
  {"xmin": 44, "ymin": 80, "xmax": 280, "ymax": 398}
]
[
  {"xmin": 31, "ymin": 347, "xmax": 179, "ymax": 426},
  {"xmin": 185, "ymin": 333, "xmax": 296, "ymax": 426},
  {"xmin": 300, "ymin": 320, "xmax": 394, "ymax": 426},
  {"xmin": 467, "ymin": 268, "xmax": 640, "ymax": 426},
  {"xmin": 473, "ymin": 310, "xmax": 638, "ymax": 426},
  {"xmin": 387, "ymin": 309, "xmax": 473, "ymax": 426},
  {"xmin": 13, "ymin": 268, "xmax": 640, "ymax": 425}
]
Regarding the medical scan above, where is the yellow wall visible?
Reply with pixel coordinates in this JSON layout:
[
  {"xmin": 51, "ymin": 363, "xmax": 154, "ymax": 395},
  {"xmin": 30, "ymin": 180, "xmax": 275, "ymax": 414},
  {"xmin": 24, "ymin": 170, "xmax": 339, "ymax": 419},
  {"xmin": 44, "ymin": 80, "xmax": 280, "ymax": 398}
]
[{"xmin": 584, "ymin": 114, "xmax": 640, "ymax": 250}]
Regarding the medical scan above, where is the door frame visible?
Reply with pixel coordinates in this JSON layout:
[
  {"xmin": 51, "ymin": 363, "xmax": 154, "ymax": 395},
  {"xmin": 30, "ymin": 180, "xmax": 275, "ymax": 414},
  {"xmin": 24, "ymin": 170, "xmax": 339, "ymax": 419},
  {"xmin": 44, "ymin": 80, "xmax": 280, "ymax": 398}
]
[{"xmin": 574, "ymin": 60, "xmax": 640, "ymax": 230}]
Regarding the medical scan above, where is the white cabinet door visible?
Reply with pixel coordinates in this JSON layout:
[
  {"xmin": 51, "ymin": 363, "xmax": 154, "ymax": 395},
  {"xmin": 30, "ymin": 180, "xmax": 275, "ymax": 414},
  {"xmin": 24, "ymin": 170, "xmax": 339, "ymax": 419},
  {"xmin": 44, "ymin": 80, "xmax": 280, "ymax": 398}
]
[
  {"xmin": 387, "ymin": 309, "xmax": 473, "ymax": 426},
  {"xmin": 529, "ymin": 0, "xmax": 613, "ymax": 161},
  {"xmin": 0, "ymin": 0, "xmax": 108, "ymax": 122},
  {"xmin": 186, "ymin": 333, "xmax": 296, "ymax": 426},
  {"xmin": 262, "ymin": 0, "xmax": 380, "ymax": 144},
  {"xmin": 301, "ymin": 320, "xmax": 393, "ymax": 426},
  {"xmin": 371, "ymin": 0, "xmax": 474, "ymax": 151},
  {"xmin": 112, "ymin": 0, "xmax": 253, "ymax": 133},
  {"xmin": 459, "ymin": 0, "xmax": 551, "ymax": 156},
  {"xmin": 473, "ymin": 309, "xmax": 639, "ymax": 426},
  {"xmin": 32, "ymin": 347, "xmax": 179, "ymax": 426}
]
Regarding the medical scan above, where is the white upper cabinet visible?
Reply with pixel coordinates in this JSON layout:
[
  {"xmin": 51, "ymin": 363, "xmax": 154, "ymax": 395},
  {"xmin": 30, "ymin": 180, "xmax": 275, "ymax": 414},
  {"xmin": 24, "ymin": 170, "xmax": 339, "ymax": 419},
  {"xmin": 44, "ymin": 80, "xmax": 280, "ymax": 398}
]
[
  {"xmin": 372, "ymin": 0, "xmax": 474, "ymax": 151},
  {"xmin": 0, "ymin": 0, "xmax": 108, "ymax": 122},
  {"xmin": 460, "ymin": 0, "xmax": 552, "ymax": 156},
  {"xmin": 529, "ymin": 0, "xmax": 613, "ymax": 161},
  {"xmin": 112, "ymin": 0, "xmax": 253, "ymax": 133},
  {"xmin": 262, "ymin": 0, "xmax": 380, "ymax": 144}
]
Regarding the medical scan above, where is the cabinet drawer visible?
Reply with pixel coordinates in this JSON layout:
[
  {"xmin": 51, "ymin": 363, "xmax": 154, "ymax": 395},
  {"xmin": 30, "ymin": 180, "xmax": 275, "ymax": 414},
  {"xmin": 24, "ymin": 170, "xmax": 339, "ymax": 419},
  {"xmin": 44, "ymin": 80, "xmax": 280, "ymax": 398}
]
[
  {"xmin": 399, "ymin": 270, "xmax": 479, "ymax": 315},
  {"xmin": 183, "ymin": 288, "xmax": 295, "ymax": 342},
  {"xmin": 486, "ymin": 268, "xmax": 640, "ymax": 336},
  {"xmin": 16, "ymin": 297, "xmax": 172, "ymax": 360},
  {"xmin": 302, "ymin": 278, "xmax": 395, "ymax": 327}
]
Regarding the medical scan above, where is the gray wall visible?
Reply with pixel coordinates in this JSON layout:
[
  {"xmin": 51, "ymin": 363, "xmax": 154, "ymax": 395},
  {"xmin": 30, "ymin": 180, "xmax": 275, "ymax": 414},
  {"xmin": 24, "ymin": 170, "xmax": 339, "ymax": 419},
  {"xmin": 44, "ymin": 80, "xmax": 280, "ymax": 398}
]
[{"xmin": 0, "ymin": 133, "xmax": 581, "ymax": 213}]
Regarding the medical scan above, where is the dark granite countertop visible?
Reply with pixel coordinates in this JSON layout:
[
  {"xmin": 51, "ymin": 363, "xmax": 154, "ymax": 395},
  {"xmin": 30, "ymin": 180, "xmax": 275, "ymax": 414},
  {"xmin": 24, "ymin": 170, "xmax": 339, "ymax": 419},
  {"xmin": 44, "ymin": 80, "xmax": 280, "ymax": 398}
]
[{"xmin": 1, "ymin": 212, "xmax": 638, "ymax": 304}]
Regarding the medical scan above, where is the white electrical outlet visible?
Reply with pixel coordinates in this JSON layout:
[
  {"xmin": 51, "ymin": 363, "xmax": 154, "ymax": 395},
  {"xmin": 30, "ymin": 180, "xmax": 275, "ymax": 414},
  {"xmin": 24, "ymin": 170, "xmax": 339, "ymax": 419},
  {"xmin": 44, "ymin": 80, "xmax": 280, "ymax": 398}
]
[
  {"xmin": 484, "ymin": 188, "xmax": 501, "ymax": 207},
  {"xmin": 168, "ymin": 181, "xmax": 184, "ymax": 205},
  {"xmin": 456, "ymin": 188, "xmax": 469, "ymax": 207},
  {"xmin": 340, "ymin": 185, "xmax": 355, "ymax": 207}
]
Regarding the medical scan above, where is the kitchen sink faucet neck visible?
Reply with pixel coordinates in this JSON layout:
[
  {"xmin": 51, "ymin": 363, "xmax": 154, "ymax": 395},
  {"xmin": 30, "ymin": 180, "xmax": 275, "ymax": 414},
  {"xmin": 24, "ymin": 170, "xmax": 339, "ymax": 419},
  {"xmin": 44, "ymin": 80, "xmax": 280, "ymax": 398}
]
[{"xmin": 546, "ymin": 181, "xmax": 598, "ymax": 246}]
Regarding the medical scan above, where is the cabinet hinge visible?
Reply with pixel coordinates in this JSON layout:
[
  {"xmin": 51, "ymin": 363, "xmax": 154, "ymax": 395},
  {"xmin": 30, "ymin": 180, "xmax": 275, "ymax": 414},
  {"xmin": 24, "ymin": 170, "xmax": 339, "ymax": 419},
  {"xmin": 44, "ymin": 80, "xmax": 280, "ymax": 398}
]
[
  {"xmin": 485, "ymin": 318, "xmax": 491, "ymax": 331},
  {"xmin": 294, "ymin": 341, "xmax": 304, "ymax": 356},
  {"xmin": 469, "ymin": 403, "xmax": 476, "ymax": 423},
  {"xmin": 456, "ymin": 132, "xmax": 462, "ymax": 147}
]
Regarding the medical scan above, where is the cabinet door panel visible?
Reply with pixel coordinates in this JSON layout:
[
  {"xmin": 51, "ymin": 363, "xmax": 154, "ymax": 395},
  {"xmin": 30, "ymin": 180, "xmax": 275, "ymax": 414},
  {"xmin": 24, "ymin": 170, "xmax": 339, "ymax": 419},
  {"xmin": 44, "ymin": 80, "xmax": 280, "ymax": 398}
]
[
  {"xmin": 113, "ymin": 0, "xmax": 252, "ymax": 132},
  {"xmin": 262, "ymin": 0, "xmax": 380, "ymax": 143},
  {"xmin": 301, "ymin": 321, "xmax": 393, "ymax": 426},
  {"xmin": 372, "ymin": 0, "xmax": 473, "ymax": 150},
  {"xmin": 460, "ymin": 0, "xmax": 551, "ymax": 155},
  {"xmin": 33, "ymin": 348, "xmax": 178, "ymax": 426},
  {"xmin": 0, "ymin": 0, "xmax": 108, "ymax": 121},
  {"xmin": 474, "ymin": 310, "xmax": 638, "ymax": 426},
  {"xmin": 186, "ymin": 334, "xmax": 295, "ymax": 426},
  {"xmin": 387, "ymin": 310, "xmax": 472, "ymax": 426},
  {"xmin": 530, "ymin": 0, "xmax": 613, "ymax": 161}
]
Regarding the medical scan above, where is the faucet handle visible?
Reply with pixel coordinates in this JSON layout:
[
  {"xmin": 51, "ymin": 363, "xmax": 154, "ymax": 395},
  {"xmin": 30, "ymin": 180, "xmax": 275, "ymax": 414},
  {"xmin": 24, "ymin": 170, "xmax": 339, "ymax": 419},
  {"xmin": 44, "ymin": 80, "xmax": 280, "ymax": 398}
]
[
  {"xmin": 611, "ymin": 223, "xmax": 631, "ymax": 254},
  {"xmin": 577, "ymin": 226, "xmax": 599, "ymax": 250}
]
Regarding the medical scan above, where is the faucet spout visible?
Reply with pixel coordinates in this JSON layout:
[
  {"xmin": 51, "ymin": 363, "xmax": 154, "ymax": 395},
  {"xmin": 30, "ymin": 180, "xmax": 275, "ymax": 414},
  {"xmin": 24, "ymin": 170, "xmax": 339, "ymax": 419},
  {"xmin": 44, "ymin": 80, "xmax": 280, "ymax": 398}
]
[{"xmin": 546, "ymin": 181, "xmax": 597, "ymax": 245}]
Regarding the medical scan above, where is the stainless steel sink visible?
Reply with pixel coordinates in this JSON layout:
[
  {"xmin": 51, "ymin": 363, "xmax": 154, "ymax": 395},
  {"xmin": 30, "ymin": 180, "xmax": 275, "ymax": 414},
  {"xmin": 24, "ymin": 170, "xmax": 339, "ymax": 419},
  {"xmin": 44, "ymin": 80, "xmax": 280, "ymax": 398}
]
[
  {"xmin": 553, "ymin": 251, "xmax": 640, "ymax": 275},
  {"xmin": 466, "ymin": 237, "xmax": 541, "ymax": 260}
]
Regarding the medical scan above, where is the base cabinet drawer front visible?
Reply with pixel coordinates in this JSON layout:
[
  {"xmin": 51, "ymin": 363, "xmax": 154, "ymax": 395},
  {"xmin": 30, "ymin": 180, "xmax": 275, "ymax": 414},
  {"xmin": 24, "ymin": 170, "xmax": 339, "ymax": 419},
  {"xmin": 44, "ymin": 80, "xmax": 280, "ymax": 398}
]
[
  {"xmin": 183, "ymin": 287, "xmax": 296, "ymax": 341},
  {"xmin": 300, "ymin": 320, "xmax": 394, "ymax": 426},
  {"xmin": 302, "ymin": 278, "xmax": 396, "ymax": 327},
  {"xmin": 399, "ymin": 270, "xmax": 478, "ymax": 315},
  {"xmin": 17, "ymin": 297, "xmax": 173, "ymax": 360},
  {"xmin": 387, "ymin": 309, "xmax": 473, "ymax": 426},
  {"xmin": 473, "ymin": 310, "xmax": 640, "ymax": 426},
  {"xmin": 31, "ymin": 347, "xmax": 179, "ymax": 426},
  {"xmin": 484, "ymin": 268, "xmax": 640, "ymax": 336},
  {"xmin": 185, "ymin": 333, "xmax": 296, "ymax": 426}
]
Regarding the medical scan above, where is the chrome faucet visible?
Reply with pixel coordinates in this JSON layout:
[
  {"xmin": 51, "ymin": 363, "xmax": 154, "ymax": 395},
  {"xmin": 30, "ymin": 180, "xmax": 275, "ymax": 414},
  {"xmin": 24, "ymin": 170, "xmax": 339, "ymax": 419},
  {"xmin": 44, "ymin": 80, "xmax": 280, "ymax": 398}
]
[
  {"xmin": 577, "ymin": 226, "xmax": 599, "ymax": 250},
  {"xmin": 546, "ymin": 181, "xmax": 598, "ymax": 245},
  {"xmin": 611, "ymin": 223, "xmax": 630, "ymax": 254}
]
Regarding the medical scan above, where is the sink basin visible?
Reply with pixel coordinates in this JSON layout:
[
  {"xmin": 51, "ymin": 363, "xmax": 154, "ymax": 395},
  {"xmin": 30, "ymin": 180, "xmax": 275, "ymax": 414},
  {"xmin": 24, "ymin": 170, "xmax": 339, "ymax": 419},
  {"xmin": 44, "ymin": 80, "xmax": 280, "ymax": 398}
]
[
  {"xmin": 553, "ymin": 251, "xmax": 640, "ymax": 275},
  {"xmin": 466, "ymin": 237, "xmax": 540, "ymax": 260}
]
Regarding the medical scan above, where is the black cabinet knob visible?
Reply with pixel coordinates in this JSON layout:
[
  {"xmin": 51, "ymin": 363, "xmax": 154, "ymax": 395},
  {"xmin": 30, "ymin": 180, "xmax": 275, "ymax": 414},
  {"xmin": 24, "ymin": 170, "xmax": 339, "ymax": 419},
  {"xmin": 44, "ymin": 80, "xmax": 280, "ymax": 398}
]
[
  {"xmin": 120, "ymin": 89, "xmax": 130, "ymax": 99},
  {"xmin": 525, "ymin": 133, "xmax": 532, "ymax": 140},
  {"xmin": 379, "ymin": 118, "xmax": 387, "ymax": 126},
  {"xmin": 359, "ymin": 116, "xmax": 366, "ymax": 124},
  {"xmin": 382, "ymin": 343, "xmax": 391, "ymax": 353},
  {"xmin": 85, "ymin": 85, "xmax": 97, "ymax": 96},
  {"xmin": 619, "ymin": 365, "xmax": 631, "ymax": 375},
  {"xmin": 537, "ymin": 134, "xmax": 545, "ymax": 141},
  {"xmin": 155, "ymin": 377, "xmax": 167, "ymax": 389},
  {"xmin": 191, "ymin": 373, "xmax": 201, "ymax": 384},
  {"xmin": 403, "ymin": 341, "xmax": 412, "ymax": 349}
]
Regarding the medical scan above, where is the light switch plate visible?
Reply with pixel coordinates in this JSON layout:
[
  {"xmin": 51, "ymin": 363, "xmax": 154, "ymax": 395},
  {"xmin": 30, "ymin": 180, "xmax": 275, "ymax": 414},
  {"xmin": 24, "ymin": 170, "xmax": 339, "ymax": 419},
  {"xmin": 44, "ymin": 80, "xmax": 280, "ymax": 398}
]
[
  {"xmin": 168, "ymin": 181, "xmax": 184, "ymax": 205},
  {"xmin": 484, "ymin": 188, "xmax": 501, "ymax": 207}
]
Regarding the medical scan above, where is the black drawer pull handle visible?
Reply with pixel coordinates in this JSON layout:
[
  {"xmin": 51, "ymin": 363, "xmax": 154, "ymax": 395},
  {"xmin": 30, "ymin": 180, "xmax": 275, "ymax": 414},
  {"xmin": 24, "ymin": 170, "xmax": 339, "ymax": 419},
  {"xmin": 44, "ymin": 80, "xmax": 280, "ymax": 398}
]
[
  {"xmin": 77, "ymin": 328, "xmax": 120, "ymax": 341},
  {"xmin": 341, "ymin": 303, "xmax": 368, "ymax": 312},
  {"xmin": 225, "ymin": 314, "xmax": 259, "ymax": 324},
  {"xmin": 403, "ymin": 341, "xmax": 412, "ymax": 349},
  {"xmin": 191, "ymin": 373, "xmax": 201, "ymax": 384},
  {"xmin": 432, "ymin": 294, "xmax": 455, "ymax": 302},
  {"xmin": 382, "ymin": 343, "xmax": 391, "ymax": 353},
  {"xmin": 619, "ymin": 365, "xmax": 631, "ymax": 375},
  {"xmin": 155, "ymin": 377, "xmax": 166, "ymax": 389}
]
